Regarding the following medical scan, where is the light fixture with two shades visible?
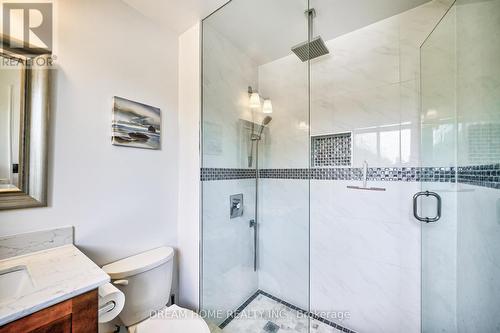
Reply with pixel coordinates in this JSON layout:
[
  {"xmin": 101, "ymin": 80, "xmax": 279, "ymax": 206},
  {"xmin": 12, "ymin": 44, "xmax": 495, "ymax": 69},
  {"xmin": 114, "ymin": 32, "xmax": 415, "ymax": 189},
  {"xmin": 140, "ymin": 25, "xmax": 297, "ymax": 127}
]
[{"xmin": 248, "ymin": 86, "xmax": 272, "ymax": 114}]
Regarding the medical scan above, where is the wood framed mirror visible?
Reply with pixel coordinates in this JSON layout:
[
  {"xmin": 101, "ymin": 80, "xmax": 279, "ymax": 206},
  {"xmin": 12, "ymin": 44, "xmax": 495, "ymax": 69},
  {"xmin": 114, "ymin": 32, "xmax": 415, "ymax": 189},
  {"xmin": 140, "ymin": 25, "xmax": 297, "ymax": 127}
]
[{"xmin": 0, "ymin": 49, "xmax": 51, "ymax": 210}]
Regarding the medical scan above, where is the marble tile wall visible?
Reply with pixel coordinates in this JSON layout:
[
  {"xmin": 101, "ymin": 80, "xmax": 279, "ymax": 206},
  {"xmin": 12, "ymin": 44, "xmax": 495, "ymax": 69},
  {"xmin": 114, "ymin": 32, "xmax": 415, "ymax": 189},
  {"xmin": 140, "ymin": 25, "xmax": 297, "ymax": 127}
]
[
  {"xmin": 456, "ymin": 185, "xmax": 500, "ymax": 332},
  {"xmin": 201, "ymin": 22, "xmax": 260, "ymax": 325},
  {"xmin": 258, "ymin": 180, "xmax": 309, "ymax": 310},
  {"xmin": 420, "ymin": 182, "xmax": 458, "ymax": 333},
  {"xmin": 455, "ymin": 0, "xmax": 500, "ymax": 331},
  {"xmin": 419, "ymin": 6, "xmax": 459, "ymax": 333},
  {"xmin": 456, "ymin": 0, "xmax": 500, "ymax": 169},
  {"xmin": 200, "ymin": 1, "xmax": 498, "ymax": 332},
  {"xmin": 202, "ymin": 23, "xmax": 259, "ymax": 169},
  {"xmin": 202, "ymin": 179, "xmax": 258, "ymax": 325},
  {"xmin": 310, "ymin": 181, "xmax": 422, "ymax": 332},
  {"xmin": 259, "ymin": 1, "xmax": 454, "ymax": 170},
  {"xmin": 256, "ymin": 1, "xmax": 454, "ymax": 332}
]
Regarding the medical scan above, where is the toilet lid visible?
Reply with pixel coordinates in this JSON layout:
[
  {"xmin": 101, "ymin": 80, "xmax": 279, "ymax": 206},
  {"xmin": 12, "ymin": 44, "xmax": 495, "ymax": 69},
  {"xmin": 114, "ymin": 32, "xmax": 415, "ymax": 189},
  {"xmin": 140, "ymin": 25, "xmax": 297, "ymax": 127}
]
[{"xmin": 130, "ymin": 305, "xmax": 210, "ymax": 333}]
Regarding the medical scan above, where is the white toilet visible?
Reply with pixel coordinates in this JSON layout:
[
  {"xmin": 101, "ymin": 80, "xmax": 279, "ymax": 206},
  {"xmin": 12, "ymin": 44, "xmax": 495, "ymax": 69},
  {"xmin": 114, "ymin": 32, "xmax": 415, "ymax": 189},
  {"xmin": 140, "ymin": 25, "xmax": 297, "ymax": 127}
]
[{"xmin": 102, "ymin": 247, "xmax": 210, "ymax": 333}]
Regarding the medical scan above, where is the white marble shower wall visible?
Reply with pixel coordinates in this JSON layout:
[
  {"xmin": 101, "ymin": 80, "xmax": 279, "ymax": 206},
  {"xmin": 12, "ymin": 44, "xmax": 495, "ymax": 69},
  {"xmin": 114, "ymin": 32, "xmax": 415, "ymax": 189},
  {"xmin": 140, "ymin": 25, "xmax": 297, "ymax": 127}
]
[
  {"xmin": 310, "ymin": 181, "xmax": 422, "ymax": 332},
  {"xmin": 202, "ymin": 23, "xmax": 259, "ymax": 169},
  {"xmin": 420, "ymin": 6, "xmax": 459, "ymax": 333},
  {"xmin": 455, "ymin": 0, "xmax": 500, "ymax": 331},
  {"xmin": 201, "ymin": 22, "xmax": 260, "ymax": 325},
  {"xmin": 257, "ymin": 1, "xmax": 453, "ymax": 332},
  {"xmin": 257, "ymin": 179, "xmax": 310, "ymax": 310},
  {"xmin": 202, "ymin": 179, "xmax": 258, "ymax": 325},
  {"xmin": 259, "ymin": 0, "xmax": 454, "ymax": 169}
]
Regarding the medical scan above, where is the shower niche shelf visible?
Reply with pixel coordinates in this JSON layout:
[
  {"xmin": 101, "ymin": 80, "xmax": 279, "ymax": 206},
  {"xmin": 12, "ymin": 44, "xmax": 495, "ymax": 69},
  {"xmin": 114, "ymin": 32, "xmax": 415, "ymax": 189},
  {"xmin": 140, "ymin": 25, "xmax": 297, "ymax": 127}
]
[{"xmin": 311, "ymin": 132, "xmax": 352, "ymax": 167}]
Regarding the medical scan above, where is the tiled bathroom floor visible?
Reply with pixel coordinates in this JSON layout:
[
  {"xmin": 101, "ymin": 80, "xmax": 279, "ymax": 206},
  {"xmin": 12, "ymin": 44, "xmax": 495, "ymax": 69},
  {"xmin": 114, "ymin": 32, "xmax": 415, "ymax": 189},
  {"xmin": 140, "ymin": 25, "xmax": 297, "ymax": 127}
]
[{"xmin": 219, "ymin": 293, "xmax": 346, "ymax": 333}]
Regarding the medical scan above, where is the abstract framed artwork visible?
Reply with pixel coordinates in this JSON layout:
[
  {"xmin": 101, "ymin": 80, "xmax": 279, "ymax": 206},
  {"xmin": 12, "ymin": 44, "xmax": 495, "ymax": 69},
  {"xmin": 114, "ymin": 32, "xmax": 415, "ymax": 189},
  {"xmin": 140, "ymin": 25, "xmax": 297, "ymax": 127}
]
[{"xmin": 111, "ymin": 96, "xmax": 161, "ymax": 150}]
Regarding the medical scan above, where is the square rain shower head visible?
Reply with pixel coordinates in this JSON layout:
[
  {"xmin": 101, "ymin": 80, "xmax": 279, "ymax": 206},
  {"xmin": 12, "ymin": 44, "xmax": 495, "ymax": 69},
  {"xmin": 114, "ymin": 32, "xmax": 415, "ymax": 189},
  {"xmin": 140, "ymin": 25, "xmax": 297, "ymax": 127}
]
[{"xmin": 291, "ymin": 36, "xmax": 330, "ymax": 62}]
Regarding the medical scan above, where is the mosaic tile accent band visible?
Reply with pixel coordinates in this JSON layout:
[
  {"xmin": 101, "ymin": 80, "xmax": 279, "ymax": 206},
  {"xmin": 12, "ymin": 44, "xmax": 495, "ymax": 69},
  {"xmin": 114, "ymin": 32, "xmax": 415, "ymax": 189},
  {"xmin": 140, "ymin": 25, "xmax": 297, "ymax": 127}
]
[
  {"xmin": 309, "ymin": 167, "xmax": 456, "ymax": 182},
  {"xmin": 458, "ymin": 164, "xmax": 500, "ymax": 189},
  {"xmin": 201, "ymin": 165, "xmax": 500, "ymax": 189},
  {"xmin": 201, "ymin": 167, "xmax": 457, "ymax": 182},
  {"xmin": 259, "ymin": 168, "xmax": 310, "ymax": 179},
  {"xmin": 218, "ymin": 289, "xmax": 356, "ymax": 333},
  {"xmin": 201, "ymin": 168, "xmax": 256, "ymax": 181},
  {"xmin": 311, "ymin": 133, "xmax": 352, "ymax": 167}
]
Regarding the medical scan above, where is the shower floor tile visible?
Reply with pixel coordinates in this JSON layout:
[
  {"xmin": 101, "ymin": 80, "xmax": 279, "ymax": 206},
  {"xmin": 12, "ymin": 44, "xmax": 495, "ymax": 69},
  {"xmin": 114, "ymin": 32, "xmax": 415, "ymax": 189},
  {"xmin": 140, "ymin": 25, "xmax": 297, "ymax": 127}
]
[{"xmin": 220, "ymin": 293, "xmax": 344, "ymax": 333}]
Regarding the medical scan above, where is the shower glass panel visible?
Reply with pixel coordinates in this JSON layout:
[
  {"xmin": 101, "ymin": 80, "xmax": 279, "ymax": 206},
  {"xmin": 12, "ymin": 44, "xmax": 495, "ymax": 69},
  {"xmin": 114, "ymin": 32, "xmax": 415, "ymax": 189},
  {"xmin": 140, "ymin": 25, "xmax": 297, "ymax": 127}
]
[
  {"xmin": 420, "ymin": 4, "xmax": 458, "ymax": 332},
  {"xmin": 201, "ymin": 0, "xmax": 310, "ymax": 331},
  {"xmin": 421, "ymin": 0, "xmax": 500, "ymax": 331},
  {"xmin": 202, "ymin": 0, "xmax": 499, "ymax": 331},
  {"xmin": 308, "ymin": 0, "xmax": 455, "ymax": 331}
]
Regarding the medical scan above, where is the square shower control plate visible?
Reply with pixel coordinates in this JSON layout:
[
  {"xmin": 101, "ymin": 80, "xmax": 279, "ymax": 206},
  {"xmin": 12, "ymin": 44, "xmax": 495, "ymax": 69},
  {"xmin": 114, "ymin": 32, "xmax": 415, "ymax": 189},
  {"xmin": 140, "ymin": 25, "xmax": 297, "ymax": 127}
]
[{"xmin": 230, "ymin": 194, "xmax": 244, "ymax": 218}]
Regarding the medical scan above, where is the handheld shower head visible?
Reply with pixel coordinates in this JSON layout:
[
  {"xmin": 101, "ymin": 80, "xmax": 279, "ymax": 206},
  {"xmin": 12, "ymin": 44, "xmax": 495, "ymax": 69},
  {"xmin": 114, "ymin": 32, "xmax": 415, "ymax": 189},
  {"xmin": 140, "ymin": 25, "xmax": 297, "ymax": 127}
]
[
  {"xmin": 248, "ymin": 116, "xmax": 273, "ymax": 167},
  {"xmin": 258, "ymin": 116, "xmax": 272, "ymax": 136},
  {"xmin": 261, "ymin": 116, "xmax": 272, "ymax": 126}
]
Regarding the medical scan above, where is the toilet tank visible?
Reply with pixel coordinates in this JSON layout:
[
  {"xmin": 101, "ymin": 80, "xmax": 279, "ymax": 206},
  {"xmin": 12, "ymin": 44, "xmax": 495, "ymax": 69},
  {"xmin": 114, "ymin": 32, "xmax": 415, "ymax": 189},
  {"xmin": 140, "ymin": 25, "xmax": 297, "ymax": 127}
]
[{"xmin": 102, "ymin": 247, "xmax": 174, "ymax": 327}]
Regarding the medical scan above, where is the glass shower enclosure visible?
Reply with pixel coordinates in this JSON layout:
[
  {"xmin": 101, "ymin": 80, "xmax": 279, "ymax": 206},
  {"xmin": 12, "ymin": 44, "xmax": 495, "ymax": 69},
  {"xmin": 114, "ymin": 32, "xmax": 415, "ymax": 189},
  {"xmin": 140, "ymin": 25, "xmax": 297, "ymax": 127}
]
[
  {"xmin": 421, "ymin": 0, "xmax": 500, "ymax": 332},
  {"xmin": 201, "ymin": 0, "xmax": 310, "ymax": 330},
  {"xmin": 200, "ymin": 0, "xmax": 500, "ymax": 332}
]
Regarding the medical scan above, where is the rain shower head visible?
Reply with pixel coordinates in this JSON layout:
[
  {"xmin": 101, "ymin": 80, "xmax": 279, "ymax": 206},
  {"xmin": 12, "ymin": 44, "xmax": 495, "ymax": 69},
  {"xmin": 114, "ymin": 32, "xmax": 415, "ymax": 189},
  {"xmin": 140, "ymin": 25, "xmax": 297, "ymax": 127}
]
[
  {"xmin": 292, "ymin": 36, "xmax": 330, "ymax": 62},
  {"xmin": 292, "ymin": 8, "xmax": 330, "ymax": 62}
]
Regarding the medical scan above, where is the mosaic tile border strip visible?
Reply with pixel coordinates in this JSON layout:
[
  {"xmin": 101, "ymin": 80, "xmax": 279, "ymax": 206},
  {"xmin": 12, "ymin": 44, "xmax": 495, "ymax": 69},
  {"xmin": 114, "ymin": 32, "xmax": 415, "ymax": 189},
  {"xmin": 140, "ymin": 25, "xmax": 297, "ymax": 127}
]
[
  {"xmin": 201, "ymin": 168, "xmax": 256, "ymax": 181},
  {"xmin": 259, "ymin": 168, "xmax": 310, "ymax": 179},
  {"xmin": 218, "ymin": 289, "xmax": 357, "ymax": 333},
  {"xmin": 309, "ymin": 167, "xmax": 456, "ymax": 182},
  {"xmin": 458, "ymin": 164, "xmax": 500, "ymax": 189},
  {"xmin": 218, "ymin": 290, "xmax": 261, "ymax": 329},
  {"xmin": 201, "ymin": 167, "xmax": 457, "ymax": 182},
  {"xmin": 201, "ymin": 165, "xmax": 500, "ymax": 189}
]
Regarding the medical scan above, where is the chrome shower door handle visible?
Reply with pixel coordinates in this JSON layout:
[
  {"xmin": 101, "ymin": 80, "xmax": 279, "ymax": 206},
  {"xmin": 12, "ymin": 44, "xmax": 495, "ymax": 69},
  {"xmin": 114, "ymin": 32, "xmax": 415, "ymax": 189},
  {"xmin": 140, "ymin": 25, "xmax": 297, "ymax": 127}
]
[{"xmin": 413, "ymin": 191, "xmax": 442, "ymax": 223}]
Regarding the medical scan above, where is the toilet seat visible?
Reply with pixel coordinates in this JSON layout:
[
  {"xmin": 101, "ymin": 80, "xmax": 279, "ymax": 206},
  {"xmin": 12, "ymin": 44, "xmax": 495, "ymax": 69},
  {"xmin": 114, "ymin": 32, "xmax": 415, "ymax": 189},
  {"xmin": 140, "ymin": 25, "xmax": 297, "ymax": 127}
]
[{"xmin": 128, "ymin": 305, "xmax": 210, "ymax": 333}]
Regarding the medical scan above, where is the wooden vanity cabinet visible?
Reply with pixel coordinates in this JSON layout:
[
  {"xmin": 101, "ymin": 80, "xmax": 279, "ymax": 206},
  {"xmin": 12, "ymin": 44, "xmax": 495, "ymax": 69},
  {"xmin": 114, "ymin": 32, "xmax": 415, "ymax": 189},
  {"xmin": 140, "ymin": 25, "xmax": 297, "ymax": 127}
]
[{"xmin": 0, "ymin": 289, "xmax": 98, "ymax": 333}]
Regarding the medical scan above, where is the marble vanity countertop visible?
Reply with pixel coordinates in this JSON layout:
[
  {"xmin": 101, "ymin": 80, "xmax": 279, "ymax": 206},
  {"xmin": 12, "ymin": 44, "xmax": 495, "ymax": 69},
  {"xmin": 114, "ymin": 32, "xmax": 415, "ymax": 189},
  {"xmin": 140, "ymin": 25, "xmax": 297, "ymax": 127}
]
[{"xmin": 0, "ymin": 244, "xmax": 110, "ymax": 326}]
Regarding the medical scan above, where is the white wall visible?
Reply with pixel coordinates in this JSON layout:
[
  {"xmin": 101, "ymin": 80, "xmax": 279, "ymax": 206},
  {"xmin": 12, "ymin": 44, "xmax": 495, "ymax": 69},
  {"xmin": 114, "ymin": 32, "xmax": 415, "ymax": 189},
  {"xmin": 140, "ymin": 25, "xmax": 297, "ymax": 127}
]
[
  {"xmin": 178, "ymin": 23, "xmax": 201, "ymax": 310},
  {"xmin": 0, "ymin": 0, "xmax": 179, "ymax": 267}
]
